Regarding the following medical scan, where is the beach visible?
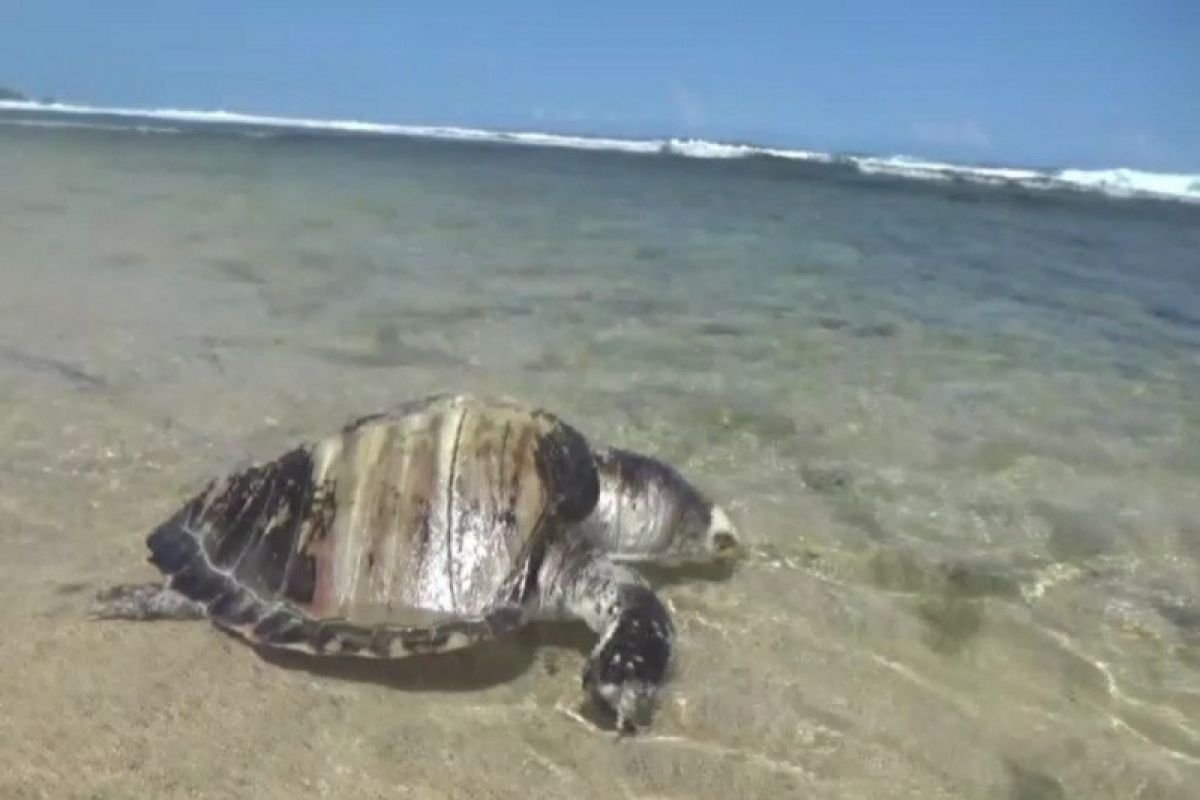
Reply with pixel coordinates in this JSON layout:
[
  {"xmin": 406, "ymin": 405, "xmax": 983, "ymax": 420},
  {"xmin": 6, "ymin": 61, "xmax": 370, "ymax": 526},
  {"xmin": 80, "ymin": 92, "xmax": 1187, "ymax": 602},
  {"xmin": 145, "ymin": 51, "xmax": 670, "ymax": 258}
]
[{"xmin": 1, "ymin": 110, "xmax": 1198, "ymax": 798}]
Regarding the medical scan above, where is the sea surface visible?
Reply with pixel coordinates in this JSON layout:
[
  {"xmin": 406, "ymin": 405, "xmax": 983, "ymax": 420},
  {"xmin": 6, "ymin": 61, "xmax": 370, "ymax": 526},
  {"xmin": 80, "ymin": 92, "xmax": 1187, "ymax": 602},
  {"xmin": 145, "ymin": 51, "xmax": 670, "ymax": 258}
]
[{"xmin": 1, "ymin": 107, "xmax": 1199, "ymax": 799}]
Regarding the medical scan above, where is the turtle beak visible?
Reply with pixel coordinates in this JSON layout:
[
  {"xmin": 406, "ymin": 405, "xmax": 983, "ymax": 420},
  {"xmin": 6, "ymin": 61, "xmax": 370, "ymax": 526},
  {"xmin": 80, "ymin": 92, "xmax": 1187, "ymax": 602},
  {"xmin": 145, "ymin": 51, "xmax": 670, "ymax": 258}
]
[{"xmin": 705, "ymin": 505, "xmax": 742, "ymax": 560}]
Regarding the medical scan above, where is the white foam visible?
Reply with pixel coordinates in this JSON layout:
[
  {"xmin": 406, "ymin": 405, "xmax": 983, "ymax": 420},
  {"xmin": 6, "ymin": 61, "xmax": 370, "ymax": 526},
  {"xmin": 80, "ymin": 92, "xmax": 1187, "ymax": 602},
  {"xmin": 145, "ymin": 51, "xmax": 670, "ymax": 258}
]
[
  {"xmin": 854, "ymin": 155, "xmax": 1044, "ymax": 183},
  {"xmin": 0, "ymin": 99, "xmax": 665, "ymax": 154},
  {"xmin": 851, "ymin": 155, "xmax": 1200, "ymax": 202},
  {"xmin": 1054, "ymin": 168, "xmax": 1200, "ymax": 200},
  {"xmin": 2, "ymin": 100, "xmax": 1197, "ymax": 204},
  {"xmin": 0, "ymin": 117, "xmax": 182, "ymax": 136},
  {"xmin": 664, "ymin": 139, "xmax": 758, "ymax": 159}
]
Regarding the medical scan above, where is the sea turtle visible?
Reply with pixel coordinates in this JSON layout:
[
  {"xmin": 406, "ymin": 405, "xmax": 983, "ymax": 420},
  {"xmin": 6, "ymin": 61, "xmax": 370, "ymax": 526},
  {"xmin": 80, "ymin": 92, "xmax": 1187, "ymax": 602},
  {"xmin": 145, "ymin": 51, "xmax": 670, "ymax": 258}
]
[{"xmin": 94, "ymin": 393, "xmax": 739, "ymax": 730}]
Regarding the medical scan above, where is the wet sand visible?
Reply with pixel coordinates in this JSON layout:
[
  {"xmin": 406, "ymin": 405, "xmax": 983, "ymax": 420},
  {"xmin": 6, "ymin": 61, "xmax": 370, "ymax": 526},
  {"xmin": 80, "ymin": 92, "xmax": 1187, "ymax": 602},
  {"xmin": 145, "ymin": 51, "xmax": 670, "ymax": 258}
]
[{"xmin": 1, "ymin": 122, "xmax": 1199, "ymax": 798}]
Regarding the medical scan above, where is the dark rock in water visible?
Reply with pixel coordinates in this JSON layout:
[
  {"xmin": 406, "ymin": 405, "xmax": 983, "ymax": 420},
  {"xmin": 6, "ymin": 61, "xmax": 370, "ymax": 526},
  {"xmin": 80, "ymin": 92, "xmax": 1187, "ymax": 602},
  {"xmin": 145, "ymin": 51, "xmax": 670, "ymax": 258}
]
[
  {"xmin": 211, "ymin": 256, "xmax": 264, "ymax": 285},
  {"xmin": 868, "ymin": 549, "xmax": 1020, "ymax": 610},
  {"xmin": 700, "ymin": 402, "xmax": 799, "ymax": 443},
  {"xmin": 913, "ymin": 560, "xmax": 1006, "ymax": 657},
  {"xmin": 373, "ymin": 322, "xmax": 402, "ymax": 352},
  {"xmin": 834, "ymin": 502, "xmax": 889, "ymax": 542},
  {"xmin": 1154, "ymin": 600, "xmax": 1200, "ymax": 638},
  {"xmin": 605, "ymin": 295, "xmax": 668, "ymax": 318},
  {"xmin": 296, "ymin": 247, "xmax": 333, "ymax": 271},
  {"xmin": 1004, "ymin": 760, "xmax": 1065, "ymax": 800},
  {"xmin": 1178, "ymin": 644, "xmax": 1200, "ymax": 671},
  {"xmin": 696, "ymin": 321, "xmax": 745, "ymax": 337},
  {"xmin": 851, "ymin": 321, "xmax": 899, "ymax": 338},
  {"xmin": 523, "ymin": 349, "xmax": 572, "ymax": 373},
  {"xmin": 799, "ymin": 464, "xmax": 852, "ymax": 494},
  {"xmin": 0, "ymin": 345, "xmax": 107, "ymax": 391},
  {"xmin": 750, "ymin": 297, "xmax": 796, "ymax": 317},
  {"xmin": 815, "ymin": 316, "xmax": 850, "ymax": 331},
  {"xmin": 917, "ymin": 594, "xmax": 983, "ymax": 655},
  {"xmin": 958, "ymin": 437, "xmax": 1029, "ymax": 473},
  {"xmin": 632, "ymin": 244, "xmax": 668, "ymax": 262},
  {"xmin": 309, "ymin": 325, "xmax": 462, "ymax": 368},
  {"xmin": 1032, "ymin": 500, "xmax": 1118, "ymax": 562},
  {"xmin": 0, "ymin": 86, "xmax": 28, "ymax": 101},
  {"xmin": 1147, "ymin": 302, "xmax": 1200, "ymax": 329},
  {"xmin": 940, "ymin": 561, "xmax": 1021, "ymax": 600},
  {"xmin": 1176, "ymin": 520, "xmax": 1200, "ymax": 561},
  {"xmin": 19, "ymin": 199, "xmax": 67, "ymax": 215},
  {"xmin": 100, "ymin": 250, "xmax": 148, "ymax": 269},
  {"xmin": 868, "ymin": 549, "xmax": 933, "ymax": 593}
]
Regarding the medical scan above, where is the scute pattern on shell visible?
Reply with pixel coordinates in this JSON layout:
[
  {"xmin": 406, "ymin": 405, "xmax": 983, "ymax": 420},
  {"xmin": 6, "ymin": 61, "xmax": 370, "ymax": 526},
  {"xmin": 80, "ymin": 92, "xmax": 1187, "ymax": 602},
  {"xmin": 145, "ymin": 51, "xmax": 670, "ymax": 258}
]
[{"xmin": 145, "ymin": 394, "xmax": 599, "ymax": 656}]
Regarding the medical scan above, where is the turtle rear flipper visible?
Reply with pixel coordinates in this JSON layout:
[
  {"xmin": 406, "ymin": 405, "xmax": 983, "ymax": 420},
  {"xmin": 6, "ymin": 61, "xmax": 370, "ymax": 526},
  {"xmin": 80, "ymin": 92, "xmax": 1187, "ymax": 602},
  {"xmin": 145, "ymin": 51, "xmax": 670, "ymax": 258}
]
[
  {"xmin": 91, "ymin": 579, "xmax": 524, "ymax": 658},
  {"xmin": 91, "ymin": 582, "xmax": 207, "ymax": 621},
  {"xmin": 141, "ymin": 506, "xmax": 528, "ymax": 657},
  {"xmin": 226, "ymin": 602, "xmax": 526, "ymax": 658}
]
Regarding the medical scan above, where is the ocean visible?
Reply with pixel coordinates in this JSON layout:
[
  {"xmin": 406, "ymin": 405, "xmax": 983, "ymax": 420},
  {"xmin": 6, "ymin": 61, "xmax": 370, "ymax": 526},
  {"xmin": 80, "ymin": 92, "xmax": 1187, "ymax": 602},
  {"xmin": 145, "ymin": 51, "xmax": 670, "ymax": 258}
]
[{"xmin": 1, "ymin": 103, "xmax": 1198, "ymax": 799}]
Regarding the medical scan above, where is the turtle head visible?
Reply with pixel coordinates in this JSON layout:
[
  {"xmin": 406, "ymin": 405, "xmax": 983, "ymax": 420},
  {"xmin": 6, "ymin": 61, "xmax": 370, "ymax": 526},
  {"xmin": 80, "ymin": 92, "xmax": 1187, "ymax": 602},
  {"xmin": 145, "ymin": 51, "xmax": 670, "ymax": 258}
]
[
  {"xmin": 704, "ymin": 502, "xmax": 741, "ymax": 560},
  {"xmin": 583, "ymin": 448, "xmax": 741, "ymax": 565}
]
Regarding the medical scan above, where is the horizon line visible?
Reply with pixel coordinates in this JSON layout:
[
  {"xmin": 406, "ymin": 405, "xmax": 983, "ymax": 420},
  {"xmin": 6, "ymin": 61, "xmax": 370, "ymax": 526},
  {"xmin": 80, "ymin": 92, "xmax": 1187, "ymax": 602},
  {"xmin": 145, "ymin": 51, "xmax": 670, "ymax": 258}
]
[{"xmin": 2, "ymin": 98, "xmax": 1198, "ymax": 205}]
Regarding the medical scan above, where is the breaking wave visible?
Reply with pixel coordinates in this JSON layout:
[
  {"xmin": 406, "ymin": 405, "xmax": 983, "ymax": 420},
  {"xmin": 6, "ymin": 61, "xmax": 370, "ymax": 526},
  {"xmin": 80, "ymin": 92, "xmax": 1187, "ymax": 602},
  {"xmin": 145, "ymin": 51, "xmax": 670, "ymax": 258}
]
[{"xmin": 3, "ymin": 100, "xmax": 1197, "ymax": 204}]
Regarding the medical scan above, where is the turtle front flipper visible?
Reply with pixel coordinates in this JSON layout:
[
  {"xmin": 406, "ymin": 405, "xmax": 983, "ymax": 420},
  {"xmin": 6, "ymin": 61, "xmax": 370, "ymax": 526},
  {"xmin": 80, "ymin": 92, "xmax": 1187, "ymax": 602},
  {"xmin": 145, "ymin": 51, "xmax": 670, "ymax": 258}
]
[
  {"xmin": 538, "ymin": 539, "xmax": 674, "ymax": 732},
  {"xmin": 91, "ymin": 582, "xmax": 207, "ymax": 621}
]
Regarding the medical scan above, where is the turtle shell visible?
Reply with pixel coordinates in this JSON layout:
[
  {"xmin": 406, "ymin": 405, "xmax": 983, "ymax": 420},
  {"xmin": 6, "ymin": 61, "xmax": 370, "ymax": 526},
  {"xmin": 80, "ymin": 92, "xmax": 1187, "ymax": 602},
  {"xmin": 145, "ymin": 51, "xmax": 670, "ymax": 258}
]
[{"xmin": 144, "ymin": 394, "xmax": 599, "ymax": 654}]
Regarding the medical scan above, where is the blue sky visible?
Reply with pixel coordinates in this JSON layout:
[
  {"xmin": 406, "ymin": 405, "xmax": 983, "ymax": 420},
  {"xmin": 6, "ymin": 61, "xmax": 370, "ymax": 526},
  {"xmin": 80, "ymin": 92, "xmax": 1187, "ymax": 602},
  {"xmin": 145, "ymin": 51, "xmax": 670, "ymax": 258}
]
[{"xmin": 2, "ymin": 2, "xmax": 1197, "ymax": 170}]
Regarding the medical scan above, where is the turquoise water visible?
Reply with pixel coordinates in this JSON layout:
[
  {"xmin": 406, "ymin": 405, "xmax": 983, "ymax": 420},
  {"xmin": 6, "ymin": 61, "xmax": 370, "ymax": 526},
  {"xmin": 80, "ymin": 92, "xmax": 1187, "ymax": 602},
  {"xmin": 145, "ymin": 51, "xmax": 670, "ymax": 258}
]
[{"xmin": 1, "ymin": 117, "xmax": 1199, "ymax": 798}]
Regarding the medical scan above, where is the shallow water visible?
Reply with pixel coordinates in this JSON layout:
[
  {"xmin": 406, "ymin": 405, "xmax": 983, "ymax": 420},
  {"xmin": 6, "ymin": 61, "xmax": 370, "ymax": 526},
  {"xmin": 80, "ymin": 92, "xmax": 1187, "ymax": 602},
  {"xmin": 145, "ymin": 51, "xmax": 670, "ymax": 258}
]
[{"xmin": 1, "ymin": 120, "xmax": 1199, "ymax": 799}]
